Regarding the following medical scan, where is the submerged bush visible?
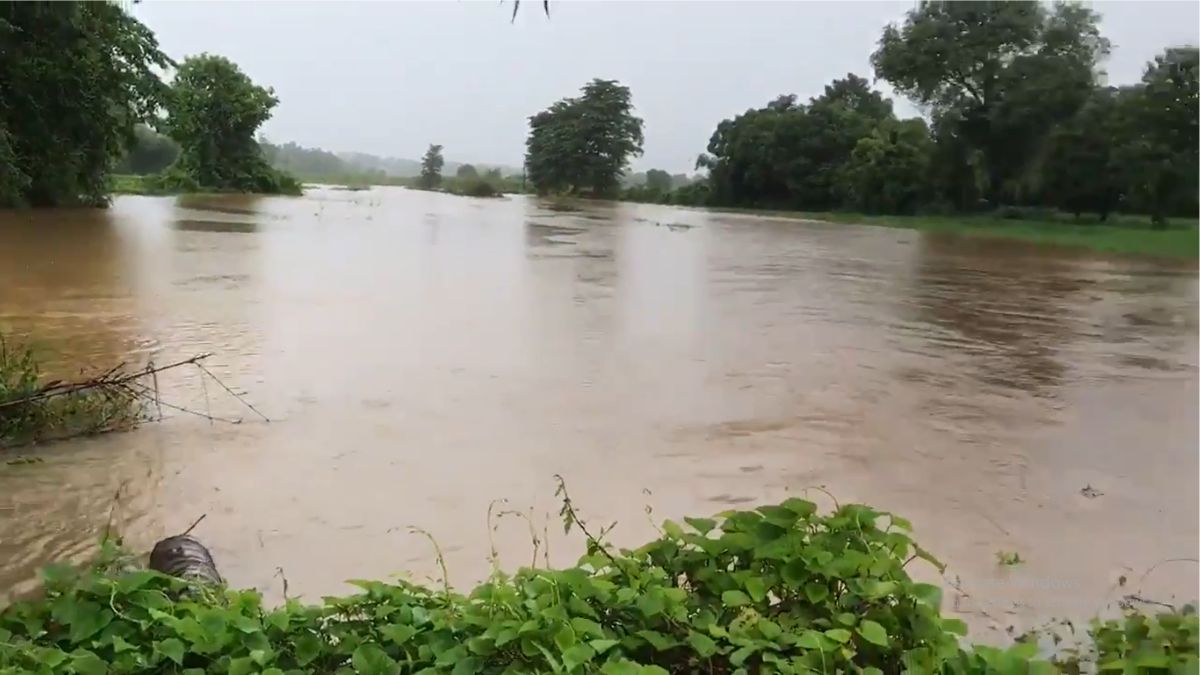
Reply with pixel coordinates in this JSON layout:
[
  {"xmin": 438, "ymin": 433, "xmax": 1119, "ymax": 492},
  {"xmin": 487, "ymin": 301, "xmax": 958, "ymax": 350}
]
[
  {"xmin": 0, "ymin": 336, "xmax": 144, "ymax": 448},
  {"xmin": 456, "ymin": 177, "xmax": 501, "ymax": 198},
  {"xmin": 0, "ymin": 485, "xmax": 1194, "ymax": 673}
]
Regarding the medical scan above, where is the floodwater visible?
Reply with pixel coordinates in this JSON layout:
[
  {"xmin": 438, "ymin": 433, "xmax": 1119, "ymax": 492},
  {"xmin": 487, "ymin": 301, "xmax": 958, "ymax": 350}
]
[{"xmin": 1, "ymin": 188, "xmax": 1197, "ymax": 639}]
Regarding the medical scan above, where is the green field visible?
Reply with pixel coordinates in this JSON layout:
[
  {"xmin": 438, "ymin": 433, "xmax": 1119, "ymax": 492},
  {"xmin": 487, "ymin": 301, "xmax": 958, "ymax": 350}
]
[{"xmin": 707, "ymin": 207, "xmax": 1199, "ymax": 259}]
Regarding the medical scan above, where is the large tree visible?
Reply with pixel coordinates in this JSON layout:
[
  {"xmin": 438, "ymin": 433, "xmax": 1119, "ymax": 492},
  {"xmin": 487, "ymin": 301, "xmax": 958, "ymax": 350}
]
[
  {"xmin": 525, "ymin": 79, "xmax": 644, "ymax": 197},
  {"xmin": 418, "ymin": 144, "xmax": 444, "ymax": 189},
  {"xmin": 872, "ymin": 1, "xmax": 1109, "ymax": 205},
  {"xmin": 0, "ymin": 2, "xmax": 170, "ymax": 206},
  {"xmin": 162, "ymin": 54, "xmax": 296, "ymax": 194},
  {"xmin": 1114, "ymin": 47, "xmax": 1199, "ymax": 225}
]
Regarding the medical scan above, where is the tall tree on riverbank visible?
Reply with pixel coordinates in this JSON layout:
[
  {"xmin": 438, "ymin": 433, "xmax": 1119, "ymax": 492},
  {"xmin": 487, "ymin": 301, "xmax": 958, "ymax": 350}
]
[
  {"xmin": 1113, "ymin": 47, "xmax": 1199, "ymax": 225},
  {"xmin": 162, "ymin": 54, "xmax": 298, "ymax": 194},
  {"xmin": 871, "ymin": 1, "xmax": 1109, "ymax": 206},
  {"xmin": 525, "ymin": 79, "xmax": 644, "ymax": 197},
  {"xmin": 0, "ymin": 2, "xmax": 170, "ymax": 207},
  {"xmin": 418, "ymin": 144, "xmax": 444, "ymax": 189}
]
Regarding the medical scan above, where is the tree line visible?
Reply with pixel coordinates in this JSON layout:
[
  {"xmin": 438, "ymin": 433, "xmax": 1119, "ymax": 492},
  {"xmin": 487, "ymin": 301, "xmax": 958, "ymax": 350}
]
[
  {"xmin": 3, "ymin": 1, "xmax": 1194, "ymax": 221},
  {"xmin": 524, "ymin": 2, "xmax": 1198, "ymax": 226},
  {"xmin": 0, "ymin": 2, "xmax": 297, "ymax": 207}
]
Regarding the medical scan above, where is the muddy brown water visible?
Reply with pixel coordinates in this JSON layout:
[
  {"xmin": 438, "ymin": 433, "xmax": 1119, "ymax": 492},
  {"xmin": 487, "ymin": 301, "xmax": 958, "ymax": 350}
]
[{"xmin": 1, "ymin": 188, "xmax": 1197, "ymax": 639}]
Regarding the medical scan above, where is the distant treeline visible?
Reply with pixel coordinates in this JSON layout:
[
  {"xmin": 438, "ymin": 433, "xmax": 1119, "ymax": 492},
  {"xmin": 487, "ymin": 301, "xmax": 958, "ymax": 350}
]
[
  {"xmin": 4, "ymin": 0, "xmax": 1195, "ymax": 225},
  {"xmin": 526, "ymin": 3, "xmax": 1198, "ymax": 227}
]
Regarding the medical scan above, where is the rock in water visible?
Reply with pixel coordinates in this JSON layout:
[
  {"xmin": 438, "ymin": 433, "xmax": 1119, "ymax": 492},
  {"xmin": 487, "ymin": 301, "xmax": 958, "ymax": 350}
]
[{"xmin": 149, "ymin": 535, "xmax": 222, "ymax": 585}]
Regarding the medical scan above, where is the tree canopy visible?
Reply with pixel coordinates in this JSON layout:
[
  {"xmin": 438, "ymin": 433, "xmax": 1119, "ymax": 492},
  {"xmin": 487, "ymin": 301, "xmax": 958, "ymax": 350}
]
[
  {"xmin": 418, "ymin": 144, "xmax": 445, "ymax": 189},
  {"xmin": 641, "ymin": 3, "xmax": 1196, "ymax": 225},
  {"xmin": 0, "ymin": 2, "xmax": 170, "ymax": 206},
  {"xmin": 161, "ymin": 54, "xmax": 297, "ymax": 194},
  {"xmin": 698, "ymin": 74, "xmax": 895, "ymax": 210},
  {"xmin": 1115, "ymin": 47, "xmax": 1199, "ymax": 223},
  {"xmin": 525, "ymin": 79, "xmax": 644, "ymax": 198},
  {"xmin": 872, "ymin": 1, "xmax": 1110, "ymax": 205}
]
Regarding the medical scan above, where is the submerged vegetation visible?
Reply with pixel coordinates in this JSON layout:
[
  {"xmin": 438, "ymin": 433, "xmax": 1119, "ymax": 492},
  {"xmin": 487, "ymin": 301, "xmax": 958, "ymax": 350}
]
[
  {"xmin": 0, "ymin": 334, "xmax": 259, "ymax": 449},
  {"xmin": 0, "ymin": 336, "xmax": 144, "ymax": 448},
  {"xmin": 0, "ymin": 482, "xmax": 1195, "ymax": 673},
  {"xmin": 700, "ymin": 209, "xmax": 1200, "ymax": 258}
]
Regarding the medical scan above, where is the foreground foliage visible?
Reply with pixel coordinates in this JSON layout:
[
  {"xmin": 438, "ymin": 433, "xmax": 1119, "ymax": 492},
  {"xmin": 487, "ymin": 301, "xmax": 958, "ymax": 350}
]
[
  {"xmin": 1, "ymin": 491, "xmax": 1195, "ymax": 674},
  {"xmin": 0, "ymin": 2, "xmax": 170, "ymax": 207}
]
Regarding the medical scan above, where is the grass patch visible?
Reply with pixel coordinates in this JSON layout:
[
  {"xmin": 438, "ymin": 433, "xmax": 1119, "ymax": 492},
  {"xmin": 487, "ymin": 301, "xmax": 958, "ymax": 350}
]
[
  {"xmin": 702, "ymin": 207, "xmax": 1199, "ymax": 258},
  {"xmin": 107, "ymin": 174, "xmax": 176, "ymax": 196},
  {"xmin": 109, "ymin": 169, "xmax": 303, "ymax": 198}
]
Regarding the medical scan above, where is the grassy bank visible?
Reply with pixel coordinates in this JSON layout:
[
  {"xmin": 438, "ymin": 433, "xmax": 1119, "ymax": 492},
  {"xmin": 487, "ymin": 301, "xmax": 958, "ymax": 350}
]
[
  {"xmin": 0, "ymin": 485, "xmax": 1194, "ymax": 673},
  {"xmin": 108, "ymin": 174, "xmax": 177, "ymax": 196},
  {"xmin": 703, "ymin": 207, "xmax": 1199, "ymax": 259}
]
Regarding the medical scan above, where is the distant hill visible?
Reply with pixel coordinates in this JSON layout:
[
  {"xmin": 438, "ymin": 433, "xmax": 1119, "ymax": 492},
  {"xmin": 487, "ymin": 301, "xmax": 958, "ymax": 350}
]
[
  {"xmin": 336, "ymin": 152, "xmax": 422, "ymax": 177},
  {"xmin": 258, "ymin": 137, "xmax": 523, "ymax": 180}
]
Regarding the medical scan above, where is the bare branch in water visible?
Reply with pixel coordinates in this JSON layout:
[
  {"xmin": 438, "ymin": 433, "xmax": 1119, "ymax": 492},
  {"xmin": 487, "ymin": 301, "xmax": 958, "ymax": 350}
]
[
  {"xmin": 193, "ymin": 361, "xmax": 270, "ymax": 422},
  {"xmin": 0, "ymin": 353, "xmax": 214, "ymax": 411},
  {"xmin": 181, "ymin": 513, "xmax": 208, "ymax": 537},
  {"xmin": 2, "ymin": 349, "xmax": 268, "ymax": 448}
]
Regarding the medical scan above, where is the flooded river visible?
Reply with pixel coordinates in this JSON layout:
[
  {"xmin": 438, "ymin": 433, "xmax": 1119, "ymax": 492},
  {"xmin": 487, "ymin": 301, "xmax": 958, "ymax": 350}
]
[{"xmin": 1, "ymin": 187, "xmax": 1196, "ymax": 638}]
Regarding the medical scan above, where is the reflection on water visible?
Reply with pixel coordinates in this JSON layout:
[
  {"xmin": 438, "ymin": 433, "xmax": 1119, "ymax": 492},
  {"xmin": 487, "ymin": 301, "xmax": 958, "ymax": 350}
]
[{"xmin": 1, "ymin": 188, "xmax": 1196, "ymax": 639}]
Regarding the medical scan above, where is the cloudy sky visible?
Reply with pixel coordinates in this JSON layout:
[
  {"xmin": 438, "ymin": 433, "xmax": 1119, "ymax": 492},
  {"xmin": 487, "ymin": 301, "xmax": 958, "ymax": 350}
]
[{"xmin": 134, "ymin": 1, "xmax": 1199, "ymax": 174}]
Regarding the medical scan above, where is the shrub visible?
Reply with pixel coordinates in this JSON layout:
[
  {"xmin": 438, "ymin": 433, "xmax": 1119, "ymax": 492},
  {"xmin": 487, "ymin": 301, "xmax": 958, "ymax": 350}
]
[
  {"xmin": 1, "ymin": 483, "xmax": 1194, "ymax": 673},
  {"xmin": 0, "ymin": 335, "xmax": 144, "ymax": 448},
  {"xmin": 459, "ymin": 177, "xmax": 501, "ymax": 198}
]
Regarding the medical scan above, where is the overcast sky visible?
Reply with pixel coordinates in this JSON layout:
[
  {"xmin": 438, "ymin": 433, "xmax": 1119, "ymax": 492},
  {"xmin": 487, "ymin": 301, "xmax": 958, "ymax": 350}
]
[{"xmin": 134, "ymin": 1, "xmax": 1199, "ymax": 174}]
